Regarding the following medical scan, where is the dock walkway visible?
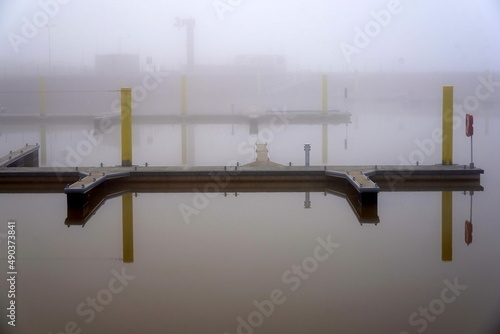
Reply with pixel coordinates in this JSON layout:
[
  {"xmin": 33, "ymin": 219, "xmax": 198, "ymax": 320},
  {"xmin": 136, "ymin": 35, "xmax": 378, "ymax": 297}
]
[
  {"xmin": 0, "ymin": 144, "xmax": 39, "ymax": 167},
  {"xmin": 0, "ymin": 164, "xmax": 483, "ymax": 200}
]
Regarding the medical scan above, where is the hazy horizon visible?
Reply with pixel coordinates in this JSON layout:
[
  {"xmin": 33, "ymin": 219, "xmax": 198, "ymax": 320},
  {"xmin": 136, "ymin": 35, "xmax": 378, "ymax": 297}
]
[{"xmin": 1, "ymin": 0, "xmax": 500, "ymax": 73}]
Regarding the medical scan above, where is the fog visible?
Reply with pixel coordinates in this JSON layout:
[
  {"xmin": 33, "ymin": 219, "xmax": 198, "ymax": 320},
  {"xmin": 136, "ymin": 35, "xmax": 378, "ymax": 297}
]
[
  {"xmin": 3, "ymin": 2, "xmax": 500, "ymax": 334},
  {"xmin": 1, "ymin": 0, "xmax": 500, "ymax": 73}
]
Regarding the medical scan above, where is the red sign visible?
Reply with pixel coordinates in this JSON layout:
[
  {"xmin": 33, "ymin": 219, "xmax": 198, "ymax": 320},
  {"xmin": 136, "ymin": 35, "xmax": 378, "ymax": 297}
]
[{"xmin": 466, "ymin": 114, "xmax": 474, "ymax": 137}]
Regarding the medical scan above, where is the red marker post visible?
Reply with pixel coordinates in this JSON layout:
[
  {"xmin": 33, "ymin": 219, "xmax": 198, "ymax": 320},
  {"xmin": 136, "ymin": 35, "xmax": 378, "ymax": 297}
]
[{"xmin": 466, "ymin": 114, "xmax": 474, "ymax": 168}]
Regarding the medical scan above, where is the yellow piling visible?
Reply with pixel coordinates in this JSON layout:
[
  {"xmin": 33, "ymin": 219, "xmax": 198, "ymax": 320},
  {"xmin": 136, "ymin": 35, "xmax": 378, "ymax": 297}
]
[
  {"xmin": 122, "ymin": 193, "xmax": 134, "ymax": 263},
  {"xmin": 442, "ymin": 191, "xmax": 453, "ymax": 261},
  {"xmin": 121, "ymin": 88, "xmax": 132, "ymax": 166},
  {"xmin": 182, "ymin": 124, "xmax": 188, "ymax": 165},
  {"xmin": 39, "ymin": 77, "xmax": 47, "ymax": 165},
  {"xmin": 40, "ymin": 124, "xmax": 46, "ymax": 166},
  {"xmin": 181, "ymin": 75, "xmax": 188, "ymax": 165},
  {"xmin": 322, "ymin": 75, "xmax": 328, "ymax": 164},
  {"xmin": 257, "ymin": 70, "xmax": 262, "ymax": 110},
  {"xmin": 40, "ymin": 76, "xmax": 46, "ymax": 116},
  {"xmin": 257, "ymin": 70, "xmax": 262, "ymax": 94},
  {"xmin": 442, "ymin": 86, "xmax": 453, "ymax": 165},
  {"xmin": 322, "ymin": 75, "xmax": 328, "ymax": 114},
  {"xmin": 181, "ymin": 75, "xmax": 187, "ymax": 115},
  {"xmin": 322, "ymin": 124, "xmax": 328, "ymax": 165}
]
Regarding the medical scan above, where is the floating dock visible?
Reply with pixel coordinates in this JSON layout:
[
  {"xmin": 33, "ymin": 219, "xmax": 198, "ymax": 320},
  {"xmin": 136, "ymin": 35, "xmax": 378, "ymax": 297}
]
[
  {"xmin": 0, "ymin": 144, "xmax": 39, "ymax": 167},
  {"xmin": 0, "ymin": 164, "xmax": 483, "ymax": 185},
  {"xmin": 0, "ymin": 164, "xmax": 484, "ymax": 226},
  {"xmin": 64, "ymin": 171, "xmax": 130, "ymax": 194},
  {"xmin": 0, "ymin": 143, "xmax": 485, "ymax": 225},
  {"xmin": 0, "ymin": 164, "xmax": 484, "ymax": 202}
]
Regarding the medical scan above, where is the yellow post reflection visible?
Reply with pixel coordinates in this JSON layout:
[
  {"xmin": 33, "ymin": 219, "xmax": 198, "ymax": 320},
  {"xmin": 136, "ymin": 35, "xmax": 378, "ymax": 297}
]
[
  {"xmin": 442, "ymin": 191, "xmax": 453, "ymax": 261},
  {"xmin": 122, "ymin": 193, "xmax": 134, "ymax": 263}
]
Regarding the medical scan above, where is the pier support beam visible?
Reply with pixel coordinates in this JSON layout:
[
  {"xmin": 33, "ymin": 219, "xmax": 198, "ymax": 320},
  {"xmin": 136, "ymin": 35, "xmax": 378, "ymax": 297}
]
[
  {"xmin": 442, "ymin": 191, "xmax": 453, "ymax": 261},
  {"xmin": 122, "ymin": 193, "xmax": 134, "ymax": 263},
  {"xmin": 121, "ymin": 88, "xmax": 132, "ymax": 167},
  {"xmin": 322, "ymin": 75, "xmax": 328, "ymax": 164},
  {"xmin": 442, "ymin": 86, "xmax": 453, "ymax": 165}
]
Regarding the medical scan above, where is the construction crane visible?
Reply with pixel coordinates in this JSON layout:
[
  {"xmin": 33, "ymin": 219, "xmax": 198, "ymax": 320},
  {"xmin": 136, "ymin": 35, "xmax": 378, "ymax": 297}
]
[{"xmin": 174, "ymin": 17, "xmax": 195, "ymax": 72}]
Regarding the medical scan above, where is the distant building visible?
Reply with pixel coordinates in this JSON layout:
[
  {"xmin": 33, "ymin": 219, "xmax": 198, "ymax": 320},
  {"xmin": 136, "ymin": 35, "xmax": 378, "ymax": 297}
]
[{"xmin": 95, "ymin": 54, "xmax": 140, "ymax": 75}]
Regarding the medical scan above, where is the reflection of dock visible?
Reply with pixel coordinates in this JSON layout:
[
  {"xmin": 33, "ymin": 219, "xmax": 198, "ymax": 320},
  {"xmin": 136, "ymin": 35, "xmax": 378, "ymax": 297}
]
[{"xmin": 0, "ymin": 164, "xmax": 484, "ymax": 225}]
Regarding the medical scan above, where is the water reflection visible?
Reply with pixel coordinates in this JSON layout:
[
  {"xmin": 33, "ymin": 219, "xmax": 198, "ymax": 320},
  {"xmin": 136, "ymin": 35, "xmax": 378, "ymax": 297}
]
[
  {"xmin": 442, "ymin": 190, "xmax": 477, "ymax": 261},
  {"xmin": 464, "ymin": 191, "xmax": 474, "ymax": 246},
  {"xmin": 1, "ymin": 86, "xmax": 497, "ymax": 332},
  {"xmin": 1, "ymin": 171, "xmax": 475, "ymax": 230},
  {"xmin": 122, "ymin": 193, "xmax": 134, "ymax": 263},
  {"xmin": 59, "ymin": 177, "xmax": 485, "ymax": 265},
  {"xmin": 442, "ymin": 191, "xmax": 453, "ymax": 261},
  {"xmin": 63, "ymin": 178, "xmax": 380, "ymax": 227},
  {"xmin": 304, "ymin": 192, "xmax": 311, "ymax": 209}
]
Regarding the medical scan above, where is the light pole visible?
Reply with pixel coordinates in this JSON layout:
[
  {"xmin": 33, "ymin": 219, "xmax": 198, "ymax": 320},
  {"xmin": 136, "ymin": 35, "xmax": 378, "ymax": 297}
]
[
  {"xmin": 46, "ymin": 23, "xmax": 56, "ymax": 74},
  {"xmin": 304, "ymin": 143, "xmax": 311, "ymax": 166},
  {"xmin": 174, "ymin": 17, "xmax": 195, "ymax": 72}
]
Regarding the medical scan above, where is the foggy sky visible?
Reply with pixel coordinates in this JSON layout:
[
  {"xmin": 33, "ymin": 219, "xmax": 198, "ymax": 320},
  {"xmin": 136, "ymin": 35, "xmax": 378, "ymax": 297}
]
[{"xmin": 1, "ymin": 0, "xmax": 499, "ymax": 72}]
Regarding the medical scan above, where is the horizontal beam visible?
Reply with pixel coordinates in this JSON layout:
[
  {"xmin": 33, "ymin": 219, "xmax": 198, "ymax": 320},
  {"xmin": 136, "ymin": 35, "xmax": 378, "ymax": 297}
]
[{"xmin": 0, "ymin": 112, "xmax": 352, "ymax": 126}]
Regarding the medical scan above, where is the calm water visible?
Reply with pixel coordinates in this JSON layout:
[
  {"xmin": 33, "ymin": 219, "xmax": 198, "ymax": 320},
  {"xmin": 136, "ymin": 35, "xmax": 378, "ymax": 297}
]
[{"xmin": 1, "ymin": 87, "xmax": 500, "ymax": 334}]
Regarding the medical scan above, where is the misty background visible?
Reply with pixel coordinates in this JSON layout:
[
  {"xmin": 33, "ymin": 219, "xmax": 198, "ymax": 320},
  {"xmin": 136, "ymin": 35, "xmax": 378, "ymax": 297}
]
[
  {"xmin": 2, "ymin": 2, "xmax": 500, "ymax": 334},
  {"xmin": 1, "ymin": 0, "xmax": 500, "ymax": 74}
]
